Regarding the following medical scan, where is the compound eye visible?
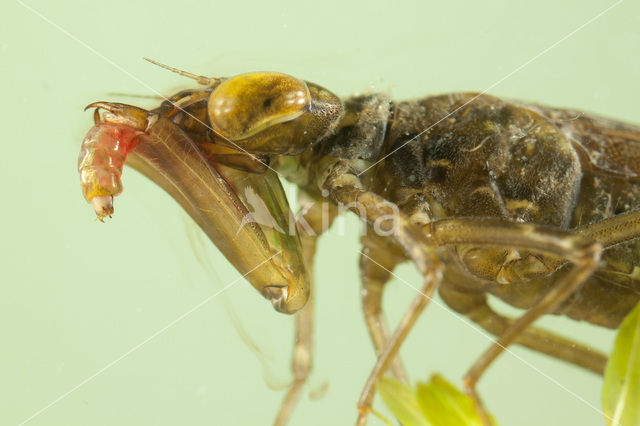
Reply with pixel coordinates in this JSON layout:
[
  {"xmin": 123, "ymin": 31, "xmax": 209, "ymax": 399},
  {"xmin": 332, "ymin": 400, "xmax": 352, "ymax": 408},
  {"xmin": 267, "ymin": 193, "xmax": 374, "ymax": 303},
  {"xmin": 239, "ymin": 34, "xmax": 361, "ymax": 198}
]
[{"xmin": 208, "ymin": 72, "xmax": 310, "ymax": 140}]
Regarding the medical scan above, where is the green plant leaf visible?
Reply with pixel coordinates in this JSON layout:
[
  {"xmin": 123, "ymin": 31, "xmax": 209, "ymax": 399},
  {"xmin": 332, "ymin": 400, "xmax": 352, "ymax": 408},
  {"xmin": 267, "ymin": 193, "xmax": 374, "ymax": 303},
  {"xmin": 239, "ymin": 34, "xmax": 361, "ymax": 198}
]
[
  {"xmin": 416, "ymin": 374, "xmax": 497, "ymax": 426},
  {"xmin": 603, "ymin": 301, "xmax": 640, "ymax": 426},
  {"xmin": 378, "ymin": 377, "xmax": 431, "ymax": 426}
]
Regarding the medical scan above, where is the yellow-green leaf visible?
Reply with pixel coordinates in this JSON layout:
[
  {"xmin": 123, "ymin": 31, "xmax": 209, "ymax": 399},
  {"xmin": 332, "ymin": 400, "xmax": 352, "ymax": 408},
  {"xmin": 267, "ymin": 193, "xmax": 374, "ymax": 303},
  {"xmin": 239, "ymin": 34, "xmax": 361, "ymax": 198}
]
[
  {"xmin": 378, "ymin": 377, "xmax": 431, "ymax": 426},
  {"xmin": 603, "ymin": 301, "xmax": 640, "ymax": 426},
  {"xmin": 416, "ymin": 374, "xmax": 497, "ymax": 426}
]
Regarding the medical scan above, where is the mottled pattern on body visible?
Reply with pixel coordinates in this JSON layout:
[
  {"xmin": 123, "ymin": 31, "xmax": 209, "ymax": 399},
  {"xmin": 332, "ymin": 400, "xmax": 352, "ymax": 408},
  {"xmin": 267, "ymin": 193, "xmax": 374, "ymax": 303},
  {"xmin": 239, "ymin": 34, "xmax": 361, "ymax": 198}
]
[{"xmin": 320, "ymin": 93, "xmax": 640, "ymax": 328}]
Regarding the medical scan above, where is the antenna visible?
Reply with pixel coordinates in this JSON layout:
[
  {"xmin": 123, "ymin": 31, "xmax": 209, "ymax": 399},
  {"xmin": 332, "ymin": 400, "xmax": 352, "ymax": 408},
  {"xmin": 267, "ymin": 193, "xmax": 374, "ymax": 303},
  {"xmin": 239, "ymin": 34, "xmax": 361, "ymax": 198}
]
[{"xmin": 143, "ymin": 57, "xmax": 219, "ymax": 86}]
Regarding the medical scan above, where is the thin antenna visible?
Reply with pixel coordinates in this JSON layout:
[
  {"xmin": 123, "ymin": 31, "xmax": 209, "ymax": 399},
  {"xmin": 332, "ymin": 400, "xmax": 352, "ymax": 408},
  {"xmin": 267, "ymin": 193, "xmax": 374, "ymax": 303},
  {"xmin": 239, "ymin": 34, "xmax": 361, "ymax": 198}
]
[{"xmin": 143, "ymin": 57, "xmax": 218, "ymax": 86}]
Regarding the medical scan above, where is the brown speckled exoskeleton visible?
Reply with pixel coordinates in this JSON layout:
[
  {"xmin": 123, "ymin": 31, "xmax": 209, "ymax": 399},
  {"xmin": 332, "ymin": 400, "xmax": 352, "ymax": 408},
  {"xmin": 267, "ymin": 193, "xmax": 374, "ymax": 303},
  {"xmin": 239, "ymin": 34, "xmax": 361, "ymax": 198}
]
[{"xmin": 78, "ymin": 59, "xmax": 640, "ymax": 425}]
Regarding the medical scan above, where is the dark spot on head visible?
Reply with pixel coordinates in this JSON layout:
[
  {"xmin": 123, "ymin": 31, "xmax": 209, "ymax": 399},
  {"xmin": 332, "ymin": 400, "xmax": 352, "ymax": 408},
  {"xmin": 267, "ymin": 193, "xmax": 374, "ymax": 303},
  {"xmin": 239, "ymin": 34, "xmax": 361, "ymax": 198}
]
[{"xmin": 263, "ymin": 97, "xmax": 273, "ymax": 109}]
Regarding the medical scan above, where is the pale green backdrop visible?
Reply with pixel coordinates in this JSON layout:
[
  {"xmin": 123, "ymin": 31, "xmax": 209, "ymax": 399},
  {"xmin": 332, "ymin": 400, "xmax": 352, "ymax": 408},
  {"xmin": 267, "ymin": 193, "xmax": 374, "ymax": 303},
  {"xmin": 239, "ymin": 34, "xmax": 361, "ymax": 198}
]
[{"xmin": 2, "ymin": 1, "xmax": 639, "ymax": 425}]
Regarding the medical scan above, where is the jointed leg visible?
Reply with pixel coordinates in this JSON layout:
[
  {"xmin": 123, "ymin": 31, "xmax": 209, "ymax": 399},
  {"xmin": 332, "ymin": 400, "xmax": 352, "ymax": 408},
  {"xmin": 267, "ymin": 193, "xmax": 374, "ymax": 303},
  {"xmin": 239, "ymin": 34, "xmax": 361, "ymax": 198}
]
[
  {"xmin": 321, "ymin": 162, "xmax": 622, "ymax": 425},
  {"xmin": 320, "ymin": 161, "xmax": 444, "ymax": 425},
  {"xmin": 453, "ymin": 212, "xmax": 640, "ymax": 423},
  {"xmin": 438, "ymin": 213, "xmax": 640, "ymax": 380},
  {"xmin": 273, "ymin": 192, "xmax": 339, "ymax": 426},
  {"xmin": 360, "ymin": 232, "xmax": 408, "ymax": 382},
  {"xmin": 356, "ymin": 261, "xmax": 442, "ymax": 426},
  {"xmin": 321, "ymin": 157, "xmax": 640, "ymax": 424},
  {"xmin": 322, "ymin": 161, "xmax": 442, "ymax": 277},
  {"xmin": 439, "ymin": 286, "xmax": 607, "ymax": 375},
  {"xmin": 426, "ymin": 218, "xmax": 602, "ymax": 424},
  {"xmin": 274, "ymin": 293, "xmax": 314, "ymax": 426}
]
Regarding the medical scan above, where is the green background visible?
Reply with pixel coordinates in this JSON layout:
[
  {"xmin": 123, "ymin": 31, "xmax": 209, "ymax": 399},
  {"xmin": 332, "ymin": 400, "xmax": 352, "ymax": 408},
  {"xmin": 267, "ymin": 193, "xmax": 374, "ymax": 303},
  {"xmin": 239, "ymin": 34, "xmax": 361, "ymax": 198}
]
[{"xmin": 2, "ymin": 0, "xmax": 639, "ymax": 425}]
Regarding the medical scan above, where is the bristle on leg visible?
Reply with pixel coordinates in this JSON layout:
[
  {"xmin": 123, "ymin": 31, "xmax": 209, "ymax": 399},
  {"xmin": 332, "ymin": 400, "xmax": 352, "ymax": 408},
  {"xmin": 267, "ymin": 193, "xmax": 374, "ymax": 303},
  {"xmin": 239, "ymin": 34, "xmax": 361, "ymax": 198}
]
[{"xmin": 91, "ymin": 195, "xmax": 114, "ymax": 220}]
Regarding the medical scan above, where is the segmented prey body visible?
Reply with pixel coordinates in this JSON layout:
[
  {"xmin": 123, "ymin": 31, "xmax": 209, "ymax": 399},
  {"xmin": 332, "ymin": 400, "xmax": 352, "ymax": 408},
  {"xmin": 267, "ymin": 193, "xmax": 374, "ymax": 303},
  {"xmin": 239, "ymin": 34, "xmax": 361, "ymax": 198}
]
[{"xmin": 78, "ymin": 122, "xmax": 144, "ymax": 219}]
